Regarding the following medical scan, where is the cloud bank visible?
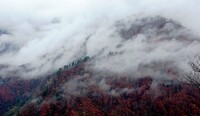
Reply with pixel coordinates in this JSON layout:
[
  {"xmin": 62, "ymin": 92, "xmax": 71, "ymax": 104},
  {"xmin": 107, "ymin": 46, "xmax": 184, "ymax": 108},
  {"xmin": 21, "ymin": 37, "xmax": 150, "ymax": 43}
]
[{"xmin": 0, "ymin": 0, "xmax": 200, "ymax": 78}]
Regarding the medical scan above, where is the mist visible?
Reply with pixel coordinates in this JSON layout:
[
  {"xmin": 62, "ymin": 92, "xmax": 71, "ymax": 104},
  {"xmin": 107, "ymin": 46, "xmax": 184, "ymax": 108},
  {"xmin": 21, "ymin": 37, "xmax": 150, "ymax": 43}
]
[{"xmin": 0, "ymin": 0, "xmax": 200, "ymax": 78}]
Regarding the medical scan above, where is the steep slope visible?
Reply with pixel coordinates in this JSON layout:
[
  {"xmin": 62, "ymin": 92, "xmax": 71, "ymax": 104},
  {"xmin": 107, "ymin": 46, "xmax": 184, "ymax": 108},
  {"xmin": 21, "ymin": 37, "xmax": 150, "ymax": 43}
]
[
  {"xmin": 2, "ymin": 16, "xmax": 200, "ymax": 116},
  {"xmin": 5, "ymin": 60, "xmax": 199, "ymax": 116}
]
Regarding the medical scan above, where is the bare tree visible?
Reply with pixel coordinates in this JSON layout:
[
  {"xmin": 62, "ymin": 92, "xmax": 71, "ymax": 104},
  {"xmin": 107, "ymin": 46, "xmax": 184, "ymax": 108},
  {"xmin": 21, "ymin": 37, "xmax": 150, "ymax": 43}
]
[{"xmin": 185, "ymin": 57, "xmax": 200, "ymax": 89}]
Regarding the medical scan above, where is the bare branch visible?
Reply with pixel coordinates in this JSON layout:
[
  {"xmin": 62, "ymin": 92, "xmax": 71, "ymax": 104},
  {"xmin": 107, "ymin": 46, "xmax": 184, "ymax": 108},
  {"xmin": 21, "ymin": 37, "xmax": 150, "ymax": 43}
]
[{"xmin": 185, "ymin": 58, "xmax": 200, "ymax": 89}]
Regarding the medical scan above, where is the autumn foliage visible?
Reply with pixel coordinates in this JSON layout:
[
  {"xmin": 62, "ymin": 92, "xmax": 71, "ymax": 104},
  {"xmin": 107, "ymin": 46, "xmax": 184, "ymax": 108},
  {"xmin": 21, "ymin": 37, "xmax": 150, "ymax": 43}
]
[{"xmin": 1, "ymin": 63, "xmax": 200, "ymax": 116}]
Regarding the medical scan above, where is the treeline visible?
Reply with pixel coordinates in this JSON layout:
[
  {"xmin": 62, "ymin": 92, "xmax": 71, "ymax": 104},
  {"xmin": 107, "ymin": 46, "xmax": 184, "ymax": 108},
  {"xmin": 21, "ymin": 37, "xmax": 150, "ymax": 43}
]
[{"xmin": 56, "ymin": 56, "xmax": 90, "ymax": 76}]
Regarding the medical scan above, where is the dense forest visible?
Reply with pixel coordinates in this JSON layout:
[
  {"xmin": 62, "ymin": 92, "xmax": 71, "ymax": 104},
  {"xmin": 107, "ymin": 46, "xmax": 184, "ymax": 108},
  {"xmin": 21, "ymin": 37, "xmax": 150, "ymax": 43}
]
[{"xmin": 1, "ymin": 60, "xmax": 199, "ymax": 116}]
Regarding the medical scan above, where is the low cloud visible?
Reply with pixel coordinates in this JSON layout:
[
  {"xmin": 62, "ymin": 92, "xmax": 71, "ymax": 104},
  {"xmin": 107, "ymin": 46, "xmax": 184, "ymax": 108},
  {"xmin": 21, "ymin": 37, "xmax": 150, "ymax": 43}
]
[{"xmin": 0, "ymin": 0, "xmax": 199, "ymax": 79}]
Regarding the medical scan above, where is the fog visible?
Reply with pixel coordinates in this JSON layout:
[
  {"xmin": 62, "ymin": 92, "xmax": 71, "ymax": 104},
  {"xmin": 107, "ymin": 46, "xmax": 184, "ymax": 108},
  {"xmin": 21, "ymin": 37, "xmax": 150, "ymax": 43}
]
[{"xmin": 0, "ymin": 0, "xmax": 200, "ymax": 78}]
